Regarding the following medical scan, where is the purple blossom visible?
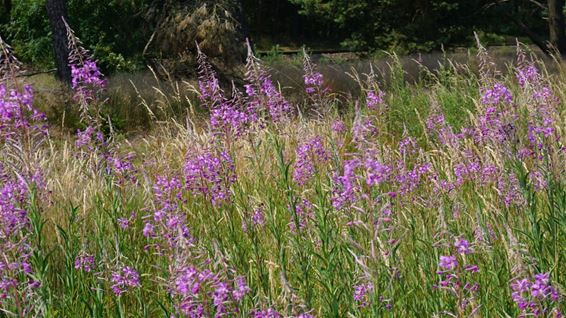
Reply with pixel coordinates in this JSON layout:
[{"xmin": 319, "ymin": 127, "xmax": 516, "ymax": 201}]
[
  {"xmin": 454, "ymin": 239, "xmax": 471, "ymax": 255},
  {"xmin": 245, "ymin": 51, "xmax": 292, "ymax": 123},
  {"xmin": 111, "ymin": 266, "xmax": 140, "ymax": 296},
  {"xmin": 480, "ymin": 83, "xmax": 513, "ymax": 105},
  {"xmin": 438, "ymin": 256, "xmax": 458, "ymax": 271},
  {"xmin": 142, "ymin": 222, "xmax": 154, "ymax": 238},
  {"xmin": 0, "ymin": 84, "xmax": 48, "ymax": 141},
  {"xmin": 75, "ymin": 125, "xmax": 106, "ymax": 152},
  {"xmin": 435, "ymin": 252, "xmax": 480, "ymax": 314},
  {"xmin": 353, "ymin": 282, "xmax": 374, "ymax": 307},
  {"xmin": 352, "ymin": 117, "xmax": 378, "ymax": 145},
  {"xmin": 332, "ymin": 159, "xmax": 361, "ymax": 210},
  {"xmin": 304, "ymin": 72, "xmax": 324, "ymax": 95},
  {"xmin": 252, "ymin": 208, "xmax": 266, "ymax": 227},
  {"xmin": 232, "ymin": 276, "xmax": 250, "ymax": 301},
  {"xmin": 332, "ymin": 120, "xmax": 346, "ymax": 134},
  {"xmin": 511, "ymin": 273, "xmax": 561, "ymax": 317},
  {"xmin": 117, "ymin": 217, "xmax": 130, "ymax": 230},
  {"xmin": 365, "ymin": 157, "xmax": 391, "ymax": 187},
  {"xmin": 70, "ymin": 60, "xmax": 106, "ymax": 102},
  {"xmin": 212, "ymin": 282, "xmax": 230, "ymax": 315},
  {"xmin": 74, "ymin": 254, "xmax": 95, "ymax": 272},
  {"xmin": 293, "ymin": 136, "xmax": 330, "ymax": 185},
  {"xmin": 303, "ymin": 51, "xmax": 331, "ymax": 108},
  {"xmin": 210, "ymin": 101, "xmax": 250, "ymax": 138},
  {"xmin": 516, "ymin": 65, "xmax": 539, "ymax": 88},
  {"xmin": 144, "ymin": 175, "xmax": 192, "ymax": 248},
  {"xmin": 366, "ymin": 90, "xmax": 385, "ymax": 109},
  {"xmin": 184, "ymin": 150, "xmax": 236, "ymax": 207},
  {"xmin": 497, "ymin": 173, "xmax": 526, "ymax": 208}
]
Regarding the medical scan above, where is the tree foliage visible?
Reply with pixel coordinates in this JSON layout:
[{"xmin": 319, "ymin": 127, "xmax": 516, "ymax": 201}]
[
  {"xmin": 288, "ymin": 0, "xmax": 551, "ymax": 52},
  {"xmin": 0, "ymin": 0, "xmax": 562, "ymax": 73}
]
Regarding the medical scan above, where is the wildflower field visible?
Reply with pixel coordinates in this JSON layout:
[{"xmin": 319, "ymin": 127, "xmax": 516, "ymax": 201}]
[{"xmin": 0, "ymin": 27, "xmax": 565, "ymax": 318}]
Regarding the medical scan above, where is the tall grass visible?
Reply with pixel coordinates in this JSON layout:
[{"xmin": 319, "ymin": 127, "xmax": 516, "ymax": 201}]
[{"xmin": 0, "ymin": 37, "xmax": 564, "ymax": 318}]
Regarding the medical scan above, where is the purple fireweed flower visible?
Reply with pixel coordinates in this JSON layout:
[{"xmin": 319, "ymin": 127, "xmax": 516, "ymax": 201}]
[
  {"xmin": 0, "ymin": 84, "xmax": 48, "ymax": 141},
  {"xmin": 352, "ymin": 116, "xmax": 378, "ymax": 146},
  {"xmin": 303, "ymin": 50, "xmax": 331, "ymax": 109},
  {"xmin": 232, "ymin": 276, "xmax": 250, "ymax": 301},
  {"xmin": 0, "ymin": 58, "xmax": 48, "ymax": 311},
  {"xmin": 480, "ymin": 82, "xmax": 513, "ymax": 105},
  {"xmin": 353, "ymin": 282, "xmax": 374, "ymax": 307},
  {"xmin": 0, "ymin": 172, "xmax": 44, "ymax": 311},
  {"xmin": 174, "ymin": 267, "xmax": 200, "ymax": 296},
  {"xmin": 332, "ymin": 120, "xmax": 346, "ymax": 134},
  {"xmin": 212, "ymin": 282, "xmax": 230, "ymax": 314},
  {"xmin": 261, "ymin": 78, "xmax": 292, "ymax": 122},
  {"xmin": 395, "ymin": 161, "xmax": 432, "ymax": 196},
  {"xmin": 252, "ymin": 208, "xmax": 265, "ymax": 227},
  {"xmin": 332, "ymin": 159, "xmax": 361, "ymax": 210},
  {"xmin": 365, "ymin": 157, "xmax": 391, "ymax": 187},
  {"xmin": 117, "ymin": 217, "xmax": 130, "ymax": 230},
  {"xmin": 245, "ymin": 50, "xmax": 292, "ymax": 123},
  {"xmin": 511, "ymin": 272, "xmax": 561, "ymax": 317},
  {"xmin": 366, "ymin": 89, "xmax": 385, "ymax": 109},
  {"xmin": 70, "ymin": 60, "xmax": 106, "ymax": 102},
  {"xmin": 435, "ymin": 250, "xmax": 480, "ymax": 315},
  {"xmin": 464, "ymin": 265, "xmax": 479, "ymax": 273},
  {"xmin": 516, "ymin": 64, "xmax": 540, "ymax": 88},
  {"xmin": 109, "ymin": 152, "xmax": 138, "ymax": 185},
  {"xmin": 142, "ymin": 222, "xmax": 154, "ymax": 238},
  {"xmin": 65, "ymin": 20, "xmax": 105, "ymax": 107},
  {"xmin": 196, "ymin": 47, "xmax": 224, "ymax": 108},
  {"xmin": 184, "ymin": 150, "xmax": 236, "ymax": 207},
  {"xmin": 439, "ymin": 256, "xmax": 458, "ymax": 271},
  {"xmin": 304, "ymin": 72, "xmax": 324, "ymax": 95},
  {"xmin": 75, "ymin": 125, "xmax": 106, "ymax": 152},
  {"xmin": 111, "ymin": 266, "xmax": 140, "ymax": 296},
  {"xmin": 425, "ymin": 107, "xmax": 458, "ymax": 147},
  {"xmin": 144, "ymin": 175, "xmax": 193, "ymax": 248},
  {"xmin": 496, "ymin": 173, "xmax": 526, "ymax": 208},
  {"xmin": 399, "ymin": 136, "xmax": 418, "ymax": 156},
  {"xmin": 210, "ymin": 101, "xmax": 250, "ymax": 138},
  {"xmin": 454, "ymin": 239, "xmax": 471, "ymax": 255},
  {"xmin": 172, "ymin": 266, "xmax": 249, "ymax": 316},
  {"xmin": 74, "ymin": 254, "xmax": 95, "ymax": 272},
  {"xmin": 293, "ymin": 136, "xmax": 330, "ymax": 185},
  {"xmin": 529, "ymin": 170, "xmax": 547, "ymax": 192}
]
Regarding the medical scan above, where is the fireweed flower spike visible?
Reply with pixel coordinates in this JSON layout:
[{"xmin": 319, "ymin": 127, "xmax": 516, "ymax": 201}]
[
  {"xmin": 110, "ymin": 266, "xmax": 141, "ymax": 296},
  {"xmin": 293, "ymin": 136, "xmax": 330, "ymax": 185},
  {"xmin": 303, "ymin": 49, "xmax": 331, "ymax": 110},
  {"xmin": 332, "ymin": 158, "xmax": 362, "ymax": 210},
  {"xmin": 510, "ymin": 272, "xmax": 562, "ymax": 317},
  {"xmin": 183, "ymin": 149, "xmax": 236, "ymax": 207},
  {"xmin": 0, "ymin": 38, "xmax": 49, "ymax": 315},
  {"xmin": 434, "ymin": 238, "xmax": 480, "ymax": 316},
  {"xmin": 74, "ymin": 254, "xmax": 95, "ymax": 273},
  {"xmin": 245, "ymin": 41, "xmax": 292, "ymax": 123},
  {"xmin": 63, "ymin": 18, "xmax": 106, "ymax": 120}
]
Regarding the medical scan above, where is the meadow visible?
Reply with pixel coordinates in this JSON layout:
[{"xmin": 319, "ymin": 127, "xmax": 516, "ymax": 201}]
[{"xmin": 0, "ymin": 32, "xmax": 565, "ymax": 317}]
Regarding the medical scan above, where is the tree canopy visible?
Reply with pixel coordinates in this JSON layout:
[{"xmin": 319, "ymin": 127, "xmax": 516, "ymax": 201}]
[{"xmin": 0, "ymin": 0, "xmax": 561, "ymax": 73}]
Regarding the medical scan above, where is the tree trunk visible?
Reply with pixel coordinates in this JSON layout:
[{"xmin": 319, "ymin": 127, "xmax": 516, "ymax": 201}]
[
  {"xmin": 46, "ymin": 0, "xmax": 71, "ymax": 85},
  {"xmin": 548, "ymin": 0, "xmax": 566, "ymax": 56}
]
